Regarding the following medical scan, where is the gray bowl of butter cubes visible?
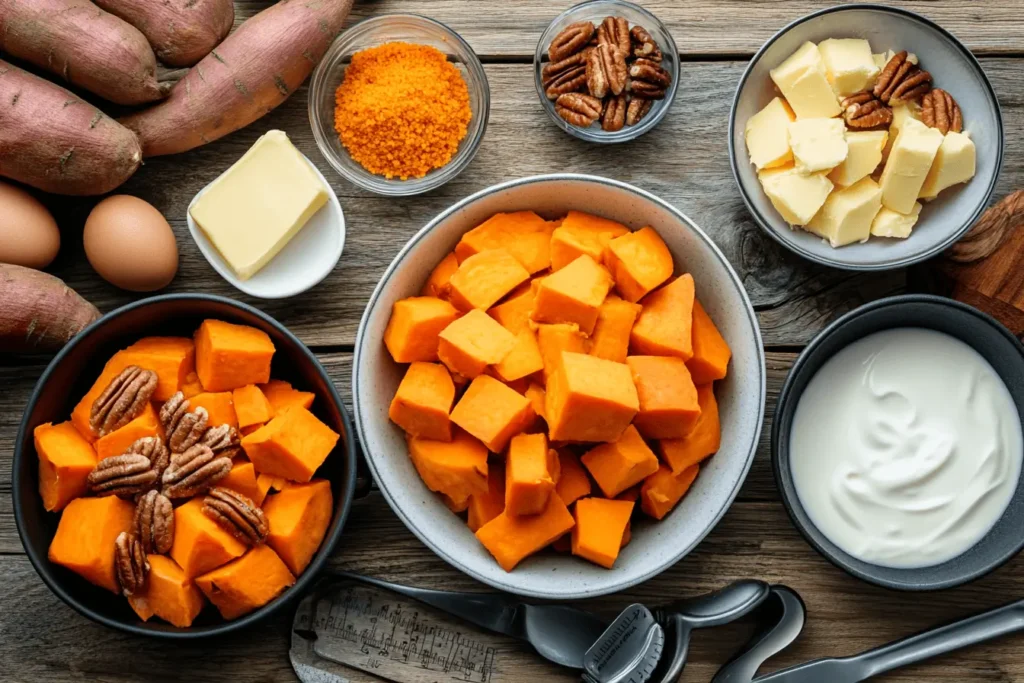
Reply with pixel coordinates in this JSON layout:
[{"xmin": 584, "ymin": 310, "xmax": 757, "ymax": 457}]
[{"xmin": 729, "ymin": 4, "xmax": 1003, "ymax": 271}]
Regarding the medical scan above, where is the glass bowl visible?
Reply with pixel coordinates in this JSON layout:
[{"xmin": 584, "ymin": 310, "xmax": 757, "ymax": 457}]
[
  {"xmin": 534, "ymin": 0, "xmax": 679, "ymax": 143},
  {"xmin": 308, "ymin": 14, "xmax": 490, "ymax": 196}
]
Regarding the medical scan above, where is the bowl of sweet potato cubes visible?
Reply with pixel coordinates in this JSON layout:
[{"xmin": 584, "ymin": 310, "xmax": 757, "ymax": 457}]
[
  {"xmin": 13, "ymin": 294, "xmax": 357, "ymax": 636},
  {"xmin": 354, "ymin": 174, "xmax": 766, "ymax": 599}
]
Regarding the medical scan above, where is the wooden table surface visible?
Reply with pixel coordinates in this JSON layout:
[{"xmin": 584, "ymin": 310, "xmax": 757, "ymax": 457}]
[{"xmin": 3, "ymin": 1, "xmax": 1023, "ymax": 681}]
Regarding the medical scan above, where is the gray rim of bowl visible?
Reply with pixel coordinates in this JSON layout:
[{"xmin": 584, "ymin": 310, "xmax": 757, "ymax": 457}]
[
  {"xmin": 353, "ymin": 173, "xmax": 767, "ymax": 599},
  {"xmin": 308, "ymin": 13, "xmax": 491, "ymax": 197},
  {"xmin": 771, "ymin": 293, "xmax": 1024, "ymax": 590},
  {"xmin": 13, "ymin": 293, "xmax": 358, "ymax": 637},
  {"xmin": 727, "ymin": 3, "xmax": 1005, "ymax": 272},
  {"xmin": 533, "ymin": 0, "xmax": 680, "ymax": 144}
]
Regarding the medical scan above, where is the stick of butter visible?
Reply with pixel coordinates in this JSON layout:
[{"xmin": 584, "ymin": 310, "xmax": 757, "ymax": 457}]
[{"xmin": 190, "ymin": 130, "xmax": 329, "ymax": 280}]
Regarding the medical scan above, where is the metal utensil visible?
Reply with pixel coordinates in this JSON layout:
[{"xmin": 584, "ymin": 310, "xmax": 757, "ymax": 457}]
[
  {"xmin": 582, "ymin": 604, "xmax": 665, "ymax": 683},
  {"xmin": 712, "ymin": 586, "xmax": 806, "ymax": 683}
]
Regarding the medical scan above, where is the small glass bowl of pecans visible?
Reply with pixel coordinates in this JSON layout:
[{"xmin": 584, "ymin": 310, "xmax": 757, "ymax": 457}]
[{"xmin": 534, "ymin": 0, "xmax": 679, "ymax": 143}]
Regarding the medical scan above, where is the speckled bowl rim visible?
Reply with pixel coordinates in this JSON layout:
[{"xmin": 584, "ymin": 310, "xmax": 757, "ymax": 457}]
[
  {"xmin": 353, "ymin": 173, "xmax": 766, "ymax": 599},
  {"xmin": 772, "ymin": 294, "xmax": 1024, "ymax": 590},
  {"xmin": 727, "ymin": 3, "xmax": 1005, "ymax": 272}
]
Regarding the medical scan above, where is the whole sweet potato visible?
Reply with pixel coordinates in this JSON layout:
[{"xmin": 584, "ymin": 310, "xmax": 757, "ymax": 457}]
[
  {"xmin": 0, "ymin": 61, "xmax": 142, "ymax": 195},
  {"xmin": 0, "ymin": 0, "xmax": 169, "ymax": 105},
  {"xmin": 121, "ymin": 0, "xmax": 354, "ymax": 157},
  {"xmin": 0, "ymin": 264, "xmax": 101, "ymax": 354},
  {"xmin": 91, "ymin": 0, "xmax": 234, "ymax": 67}
]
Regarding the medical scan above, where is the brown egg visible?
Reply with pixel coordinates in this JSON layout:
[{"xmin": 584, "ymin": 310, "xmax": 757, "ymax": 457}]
[
  {"xmin": 84, "ymin": 195, "xmax": 179, "ymax": 292},
  {"xmin": 0, "ymin": 180, "xmax": 60, "ymax": 268}
]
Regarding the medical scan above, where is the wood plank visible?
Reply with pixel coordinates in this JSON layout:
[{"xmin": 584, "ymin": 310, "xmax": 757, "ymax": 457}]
[
  {"xmin": 229, "ymin": 1, "xmax": 1024, "ymax": 57},
  {"xmin": 34, "ymin": 59, "xmax": 1023, "ymax": 347}
]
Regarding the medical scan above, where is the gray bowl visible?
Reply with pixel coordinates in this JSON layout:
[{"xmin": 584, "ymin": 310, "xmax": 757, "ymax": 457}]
[
  {"xmin": 729, "ymin": 4, "xmax": 1004, "ymax": 271},
  {"xmin": 773, "ymin": 295, "xmax": 1024, "ymax": 590}
]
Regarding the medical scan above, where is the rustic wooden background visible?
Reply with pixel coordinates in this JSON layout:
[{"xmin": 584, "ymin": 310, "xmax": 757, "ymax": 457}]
[{"xmin": 2, "ymin": 1, "xmax": 1023, "ymax": 681}]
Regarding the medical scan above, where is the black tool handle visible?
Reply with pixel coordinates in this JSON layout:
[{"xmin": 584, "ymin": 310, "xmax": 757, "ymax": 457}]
[{"xmin": 853, "ymin": 598, "xmax": 1024, "ymax": 680}]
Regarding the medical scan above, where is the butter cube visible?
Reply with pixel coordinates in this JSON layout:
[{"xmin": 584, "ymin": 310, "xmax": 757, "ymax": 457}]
[
  {"xmin": 769, "ymin": 42, "xmax": 842, "ymax": 119},
  {"xmin": 818, "ymin": 38, "xmax": 879, "ymax": 97},
  {"xmin": 806, "ymin": 177, "xmax": 883, "ymax": 247},
  {"xmin": 758, "ymin": 166, "xmax": 834, "ymax": 226},
  {"xmin": 745, "ymin": 97, "xmax": 796, "ymax": 170},
  {"xmin": 788, "ymin": 118, "xmax": 848, "ymax": 174},
  {"xmin": 882, "ymin": 104, "xmax": 920, "ymax": 162},
  {"xmin": 829, "ymin": 131, "xmax": 887, "ymax": 187},
  {"xmin": 920, "ymin": 132, "xmax": 977, "ymax": 199},
  {"xmin": 879, "ymin": 119, "xmax": 944, "ymax": 213},
  {"xmin": 190, "ymin": 130, "xmax": 329, "ymax": 280},
  {"xmin": 871, "ymin": 203, "xmax": 922, "ymax": 239},
  {"xmin": 873, "ymin": 50, "xmax": 919, "ymax": 70}
]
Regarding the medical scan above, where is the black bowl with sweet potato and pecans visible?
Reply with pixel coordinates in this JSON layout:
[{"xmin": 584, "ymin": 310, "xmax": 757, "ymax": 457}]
[{"xmin": 13, "ymin": 294, "xmax": 359, "ymax": 637}]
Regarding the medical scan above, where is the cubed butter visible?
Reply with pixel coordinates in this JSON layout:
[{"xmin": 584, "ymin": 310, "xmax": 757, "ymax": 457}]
[
  {"xmin": 805, "ymin": 177, "xmax": 883, "ymax": 247},
  {"xmin": 873, "ymin": 50, "xmax": 918, "ymax": 71},
  {"xmin": 758, "ymin": 166, "xmax": 834, "ymax": 226},
  {"xmin": 829, "ymin": 130, "xmax": 887, "ymax": 187},
  {"xmin": 189, "ymin": 130, "xmax": 329, "ymax": 280},
  {"xmin": 818, "ymin": 38, "xmax": 879, "ymax": 96},
  {"xmin": 879, "ymin": 119, "xmax": 944, "ymax": 214},
  {"xmin": 920, "ymin": 132, "xmax": 976, "ymax": 199},
  {"xmin": 745, "ymin": 97, "xmax": 796, "ymax": 170},
  {"xmin": 769, "ymin": 42, "xmax": 842, "ymax": 119},
  {"xmin": 871, "ymin": 203, "xmax": 922, "ymax": 239},
  {"xmin": 788, "ymin": 118, "xmax": 848, "ymax": 173},
  {"xmin": 882, "ymin": 104, "xmax": 920, "ymax": 162}
]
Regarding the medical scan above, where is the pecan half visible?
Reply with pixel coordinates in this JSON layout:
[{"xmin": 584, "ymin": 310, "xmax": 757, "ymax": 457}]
[
  {"xmin": 201, "ymin": 423, "xmax": 241, "ymax": 459},
  {"xmin": 126, "ymin": 435, "xmax": 170, "ymax": 483},
  {"xmin": 587, "ymin": 43, "xmax": 628, "ymax": 99},
  {"xmin": 873, "ymin": 50, "xmax": 931, "ymax": 105},
  {"xmin": 88, "ymin": 453, "xmax": 159, "ymax": 497},
  {"xmin": 921, "ymin": 88, "xmax": 962, "ymax": 134},
  {"xmin": 161, "ymin": 444, "xmax": 231, "ymax": 499},
  {"xmin": 628, "ymin": 58, "xmax": 671, "ymax": 99},
  {"xmin": 159, "ymin": 392, "xmax": 209, "ymax": 453},
  {"xmin": 90, "ymin": 366, "xmax": 157, "ymax": 437},
  {"xmin": 115, "ymin": 532, "xmax": 149, "ymax": 597},
  {"xmin": 548, "ymin": 21, "xmax": 595, "ymax": 62},
  {"xmin": 630, "ymin": 25, "xmax": 663, "ymax": 62},
  {"xmin": 134, "ymin": 489, "xmax": 174, "ymax": 554},
  {"xmin": 203, "ymin": 487, "xmax": 269, "ymax": 545},
  {"xmin": 602, "ymin": 94, "xmax": 627, "ymax": 132},
  {"xmin": 555, "ymin": 92, "xmax": 603, "ymax": 127},
  {"xmin": 626, "ymin": 97, "xmax": 654, "ymax": 126},
  {"xmin": 597, "ymin": 16, "xmax": 630, "ymax": 56},
  {"xmin": 542, "ymin": 51, "xmax": 589, "ymax": 100},
  {"xmin": 841, "ymin": 92, "xmax": 894, "ymax": 129}
]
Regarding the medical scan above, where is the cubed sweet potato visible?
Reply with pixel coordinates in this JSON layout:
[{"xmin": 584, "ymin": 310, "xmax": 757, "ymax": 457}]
[
  {"xmin": 383, "ymin": 296, "xmax": 460, "ymax": 364},
  {"xmin": 94, "ymin": 403, "xmax": 162, "ymax": 460},
  {"xmin": 195, "ymin": 544, "xmax": 296, "ymax": 620},
  {"xmin": 421, "ymin": 252, "xmax": 460, "ymax": 298},
  {"xmin": 389, "ymin": 362, "xmax": 455, "ymax": 441},
  {"xmin": 505, "ymin": 433, "xmax": 559, "ymax": 516},
  {"xmin": 448, "ymin": 249, "xmax": 531, "ymax": 312},
  {"xmin": 181, "ymin": 371, "xmax": 204, "ymax": 399},
  {"xmin": 189, "ymin": 392, "xmax": 238, "ymax": 429},
  {"xmin": 455, "ymin": 211, "xmax": 556, "ymax": 274},
  {"xmin": 530, "ymin": 255, "xmax": 612, "ymax": 335},
  {"xmin": 437, "ymin": 309, "xmax": 517, "ymax": 379},
  {"xmin": 263, "ymin": 479, "xmax": 333, "ymax": 575},
  {"xmin": 550, "ymin": 211, "xmax": 629, "ymax": 271},
  {"xmin": 631, "ymin": 274, "xmax": 695, "ymax": 359},
  {"xmin": 546, "ymin": 352, "xmax": 638, "ymax": 443},
  {"xmin": 195, "ymin": 320, "xmax": 275, "ymax": 392},
  {"xmin": 526, "ymin": 382, "xmax": 547, "ymax": 422},
  {"xmin": 258, "ymin": 473, "xmax": 289, "ymax": 497},
  {"xmin": 627, "ymin": 356, "xmax": 700, "ymax": 439},
  {"xmin": 641, "ymin": 464, "xmax": 699, "ymax": 520},
  {"xmin": 450, "ymin": 376, "xmax": 535, "ymax": 453},
  {"xmin": 658, "ymin": 383, "xmax": 721, "ymax": 474},
  {"xmin": 571, "ymin": 497, "xmax": 634, "ymax": 568},
  {"xmin": 475, "ymin": 493, "xmax": 575, "ymax": 571},
  {"xmin": 554, "ymin": 449, "xmax": 591, "ymax": 506},
  {"xmin": 407, "ymin": 429, "xmax": 489, "ymax": 503},
  {"xmin": 258, "ymin": 380, "xmax": 315, "ymax": 413},
  {"xmin": 488, "ymin": 283, "xmax": 536, "ymax": 335},
  {"xmin": 218, "ymin": 460, "xmax": 266, "ymax": 506},
  {"xmin": 687, "ymin": 300, "xmax": 732, "ymax": 384},
  {"xmin": 492, "ymin": 329, "xmax": 544, "ymax": 384},
  {"xmin": 242, "ymin": 407, "xmax": 340, "ymax": 482},
  {"xmin": 468, "ymin": 465, "xmax": 505, "ymax": 532},
  {"xmin": 123, "ymin": 336, "xmax": 196, "ymax": 401},
  {"xmin": 48, "ymin": 496, "xmax": 135, "ymax": 592},
  {"xmin": 581, "ymin": 425, "xmax": 659, "ymax": 498},
  {"xmin": 589, "ymin": 296, "xmax": 642, "ymax": 363},
  {"xmin": 536, "ymin": 324, "xmax": 588, "ymax": 384},
  {"xmin": 233, "ymin": 384, "xmax": 275, "ymax": 429},
  {"xmin": 128, "ymin": 555, "xmax": 206, "ymax": 628},
  {"xmin": 35, "ymin": 421, "xmax": 98, "ymax": 512},
  {"xmin": 603, "ymin": 227, "xmax": 673, "ymax": 303},
  {"xmin": 170, "ymin": 498, "xmax": 247, "ymax": 579}
]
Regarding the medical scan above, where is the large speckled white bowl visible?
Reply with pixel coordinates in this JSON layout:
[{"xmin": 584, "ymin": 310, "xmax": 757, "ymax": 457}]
[{"xmin": 353, "ymin": 174, "xmax": 766, "ymax": 599}]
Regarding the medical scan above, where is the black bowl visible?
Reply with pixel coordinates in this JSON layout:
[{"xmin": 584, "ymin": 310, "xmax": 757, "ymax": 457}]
[
  {"xmin": 13, "ymin": 294, "xmax": 358, "ymax": 637},
  {"xmin": 773, "ymin": 294, "xmax": 1024, "ymax": 591}
]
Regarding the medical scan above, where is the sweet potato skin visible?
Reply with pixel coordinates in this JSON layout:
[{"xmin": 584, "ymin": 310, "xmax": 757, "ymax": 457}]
[
  {"xmin": 120, "ymin": 0, "xmax": 354, "ymax": 157},
  {"xmin": 0, "ymin": 0, "xmax": 169, "ymax": 105},
  {"xmin": 0, "ymin": 264, "xmax": 101, "ymax": 354},
  {"xmin": 0, "ymin": 61, "xmax": 142, "ymax": 195},
  {"xmin": 92, "ymin": 0, "xmax": 235, "ymax": 67}
]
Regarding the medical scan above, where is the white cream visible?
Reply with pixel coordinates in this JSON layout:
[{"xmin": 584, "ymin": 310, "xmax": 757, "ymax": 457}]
[{"xmin": 790, "ymin": 328, "xmax": 1022, "ymax": 569}]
